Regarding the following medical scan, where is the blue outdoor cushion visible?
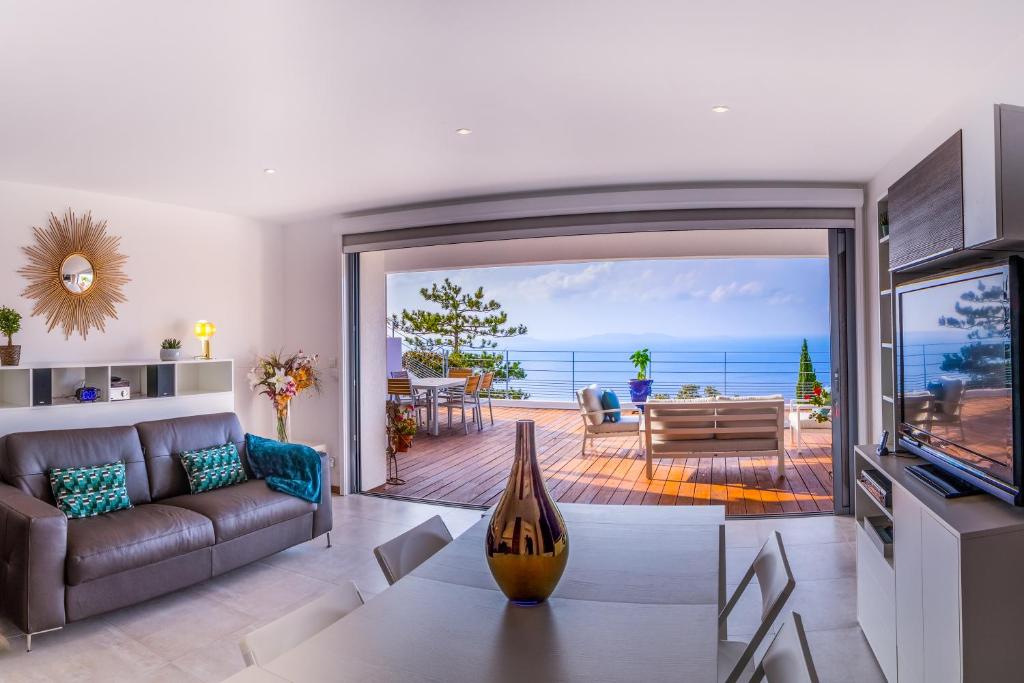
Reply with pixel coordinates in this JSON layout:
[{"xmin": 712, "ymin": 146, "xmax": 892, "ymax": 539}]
[{"xmin": 600, "ymin": 390, "xmax": 622, "ymax": 422}]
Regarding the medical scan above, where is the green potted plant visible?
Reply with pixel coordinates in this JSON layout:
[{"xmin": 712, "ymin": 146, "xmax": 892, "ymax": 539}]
[
  {"xmin": 628, "ymin": 347, "xmax": 653, "ymax": 409},
  {"xmin": 160, "ymin": 338, "xmax": 183, "ymax": 361},
  {"xmin": 0, "ymin": 306, "xmax": 23, "ymax": 367},
  {"xmin": 386, "ymin": 400, "xmax": 418, "ymax": 452}
]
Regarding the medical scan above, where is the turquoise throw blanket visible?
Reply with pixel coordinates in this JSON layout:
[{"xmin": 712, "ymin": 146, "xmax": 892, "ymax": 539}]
[{"xmin": 245, "ymin": 434, "xmax": 322, "ymax": 503}]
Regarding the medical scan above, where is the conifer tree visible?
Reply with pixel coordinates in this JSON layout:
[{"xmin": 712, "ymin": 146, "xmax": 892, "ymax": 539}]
[{"xmin": 796, "ymin": 338, "xmax": 818, "ymax": 400}]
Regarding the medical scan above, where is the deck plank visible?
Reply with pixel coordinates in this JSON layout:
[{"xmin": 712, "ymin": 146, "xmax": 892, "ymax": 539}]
[{"xmin": 372, "ymin": 406, "xmax": 834, "ymax": 516}]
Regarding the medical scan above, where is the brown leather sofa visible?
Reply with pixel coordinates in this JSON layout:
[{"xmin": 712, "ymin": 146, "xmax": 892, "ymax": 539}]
[{"xmin": 0, "ymin": 412, "xmax": 332, "ymax": 647}]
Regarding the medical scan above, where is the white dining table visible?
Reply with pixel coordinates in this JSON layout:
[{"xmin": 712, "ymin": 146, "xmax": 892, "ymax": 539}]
[
  {"xmin": 410, "ymin": 376, "xmax": 467, "ymax": 435},
  {"xmin": 263, "ymin": 504, "xmax": 726, "ymax": 683}
]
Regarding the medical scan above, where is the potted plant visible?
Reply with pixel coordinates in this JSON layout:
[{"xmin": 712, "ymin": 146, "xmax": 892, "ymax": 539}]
[
  {"xmin": 386, "ymin": 400, "xmax": 418, "ymax": 452},
  {"xmin": 160, "ymin": 338, "xmax": 182, "ymax": 361},
  {"xmin": 0, "ymin": 306, "xmax": 23, "ymax": 367},
  {"xmin": 805, "ymin": 381, "xmax": 832, "ymax": 427},
  {"xmin": 628, "ymin": 347, "xmax": 654, "ymax": 409}
]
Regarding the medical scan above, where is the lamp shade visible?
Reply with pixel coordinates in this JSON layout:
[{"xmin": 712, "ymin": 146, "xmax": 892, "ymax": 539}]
[{"xmin": 194, "ymin": 320, "xmax": 216, "ymax": 340}]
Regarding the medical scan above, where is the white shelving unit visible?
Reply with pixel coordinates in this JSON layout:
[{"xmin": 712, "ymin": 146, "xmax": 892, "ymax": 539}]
[{"xmin": 0, "ymin": 359, "xmax": 234, "ymax": 435}]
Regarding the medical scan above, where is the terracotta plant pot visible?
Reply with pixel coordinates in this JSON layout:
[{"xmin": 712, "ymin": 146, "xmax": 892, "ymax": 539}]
[
  {"xmin": 394, "ymin": 434, "xmax": 413, "ymax": 452},
  {"xmin": 0, "ymin": 345, "xmax": 21, "ymax": 367}
]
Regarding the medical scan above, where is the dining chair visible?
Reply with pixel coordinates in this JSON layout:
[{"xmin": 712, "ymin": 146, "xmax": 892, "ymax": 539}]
[
  {"xmin": 479, "ymin": 371, "xmax": 496, "ymax": 425},
  {"xmin": 373, "ymin": 515, "xmax": 453, "ymax": 584},
  {"xmin": 387, "ymin": 377, "xmax": 429, "ymax": 427},
  {"xmin": 239, "ymin": 581, "xmax": 364, "ymax": 667},
  {"xmin": 439, "ymin": 374, "xmax": 483, "ymax": 433},
  {"xmin": 447, "ymin": 367, "xmax": 473, "ymax": 378},
  {"xmin": 750, "ymin": 612, "xmax": 819, "ymax": 682},
  {"xmin": 718, "ymin": 531, "xmax": 795, "ymax": 683}
]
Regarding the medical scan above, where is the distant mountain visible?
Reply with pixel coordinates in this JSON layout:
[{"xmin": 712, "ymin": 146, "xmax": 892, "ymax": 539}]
[{"xmin": 506, "ymin": 332, "xmax": 830, "ymax": 352}]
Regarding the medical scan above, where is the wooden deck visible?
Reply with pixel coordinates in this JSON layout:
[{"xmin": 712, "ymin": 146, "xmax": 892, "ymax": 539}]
[{"xmin": 371, "ymin": 406, "xmax": 834, "ymax": 515}]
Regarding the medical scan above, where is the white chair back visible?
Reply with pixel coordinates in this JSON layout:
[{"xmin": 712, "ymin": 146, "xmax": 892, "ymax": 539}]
[
  {"xmin": 719, "ymin": 531, "xmax": 795, "ymax": 683},
  {"xmin": 752, "ymin": 612, "xmax": 819, "ymax": 682},
  {"xmin": 374, "ymin": 515, "xmax": 453, "ymax": 585},
  {"xmin": 239, "ymin": 581, "xmax": 364, "ymax": 667}
]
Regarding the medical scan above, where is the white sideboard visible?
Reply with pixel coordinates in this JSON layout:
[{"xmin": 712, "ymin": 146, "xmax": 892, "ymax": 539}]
[
  {"xmin": 0, "ymin": 358, "xmax": 234, "ymax": 435},
  {"xmin": 855, "ymin": 445, "xmax": 1024, "ymax": 682}
]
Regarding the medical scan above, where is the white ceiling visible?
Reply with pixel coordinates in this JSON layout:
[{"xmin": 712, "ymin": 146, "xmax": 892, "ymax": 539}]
[{"xmin": 1, "ymin": 1, "xmax": 1022, "ymax": 222}]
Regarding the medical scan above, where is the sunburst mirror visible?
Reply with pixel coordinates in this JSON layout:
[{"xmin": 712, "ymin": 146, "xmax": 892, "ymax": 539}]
[{"xmin": 19, "ymin": 210, "xmax": 130, "ymax": 340}]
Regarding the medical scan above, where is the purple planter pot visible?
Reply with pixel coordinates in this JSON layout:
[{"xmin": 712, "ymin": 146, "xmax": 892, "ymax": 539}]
[{"xmin": 628, "ymin": 378, "xmax": 654, "ymax": 411}]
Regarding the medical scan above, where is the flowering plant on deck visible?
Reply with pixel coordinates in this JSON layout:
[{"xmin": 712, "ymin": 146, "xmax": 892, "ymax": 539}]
[
  {"xmin": 248, "ymin": 350, "xmax": 322, "ymax": 442},
  {"xmin": 804, "ymin": 381, "xmax": 832, "ymax": 423}
]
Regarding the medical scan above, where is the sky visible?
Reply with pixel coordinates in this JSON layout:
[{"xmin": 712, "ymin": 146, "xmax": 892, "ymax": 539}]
[{"xmin": 387, "ymin": 257, "xmax": 830, "ymax": 343}]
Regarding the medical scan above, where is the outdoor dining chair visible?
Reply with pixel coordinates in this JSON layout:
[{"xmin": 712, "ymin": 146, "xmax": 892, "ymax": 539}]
[
  {"xmin": 387, "ymin": 377, "xmax": 429, "ymax": 428},
  {"xmin": 479, "ymin": 371, "xmax": 495, "ymax": 425},
  {"xmin": 438, "ymin": 373, "xmax": 483, "ymax": 433}
]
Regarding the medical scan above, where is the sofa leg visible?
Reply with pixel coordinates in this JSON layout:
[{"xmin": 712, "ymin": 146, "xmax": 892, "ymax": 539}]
[
  {"xmin": 326, "ymin": 531, "xmax": 333, "ymax": 548},
  {"xmin": 25, "ymin": 626, "xmax": 62, "ymax": 652}
]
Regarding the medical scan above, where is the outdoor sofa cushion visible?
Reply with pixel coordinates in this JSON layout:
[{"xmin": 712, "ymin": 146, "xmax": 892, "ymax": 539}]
[
  {"xmin": 588, "ymin": 415, "xmax": 640, "ymax": 433},
  {"xmin": 579, "ymin": 385, "xmax": 605, "ymax": 426}
]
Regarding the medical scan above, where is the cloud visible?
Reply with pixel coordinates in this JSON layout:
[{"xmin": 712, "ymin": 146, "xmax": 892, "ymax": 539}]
[
  {"xmin": 708, "ymin": 280, "xmax": 764, "ymax": 303},
  {"xmin": 513, "ymin": 262, "xmax": 614, "ymax": 300}
]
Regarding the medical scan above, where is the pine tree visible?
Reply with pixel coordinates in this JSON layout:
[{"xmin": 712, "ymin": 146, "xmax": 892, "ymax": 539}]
[{"xmin": 796, "ymin": 338, "xmax": 818, "ymax": 400}]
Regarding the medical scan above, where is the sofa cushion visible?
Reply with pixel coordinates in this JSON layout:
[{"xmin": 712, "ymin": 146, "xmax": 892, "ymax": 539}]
[
  {"xmin": 159, "ymin": 479, "xmax": 315, "ymax": 543},
  {"xmin": 589, "ymin": 415, "xmax": 640, "ymax": 433},
  {"xmin": 50, "ymin": 461, "xmax": 133, "ymax": 519},
  {"xmin": 578, "ymin": 385, "xmax": 605, "ymax": 426},
  {"xmin": 136, "ymin": 413, "xmax": 248, "ymax": 501},
  {"xmin": 600, "ymin": 390, "xmax": 622, "ymax": 422},
  {"xmin": 180, "ymin": 443, "xmax": 248, "ymax": 494},
  {"xmin": 66, "ymin": 503, "xmax": 215, "ymax": 585},
  {"xmin": 1, "ymin": 426, "xmax": 151, "ymax": 505}
]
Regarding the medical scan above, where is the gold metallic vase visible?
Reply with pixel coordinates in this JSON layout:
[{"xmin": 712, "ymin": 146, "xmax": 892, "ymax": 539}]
[{"xmin": 486, "ymin": 419, "xmax": 569, "ymax": 605}]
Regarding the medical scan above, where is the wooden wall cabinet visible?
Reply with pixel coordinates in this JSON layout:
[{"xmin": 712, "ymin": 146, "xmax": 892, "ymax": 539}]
[
  {"xmin": 888, "ymin": 131, "xmax": 964, "ymax": 270},
  {"xmin": 888, "ymin": 104, "xmax": 1024, "ymax": 272}
]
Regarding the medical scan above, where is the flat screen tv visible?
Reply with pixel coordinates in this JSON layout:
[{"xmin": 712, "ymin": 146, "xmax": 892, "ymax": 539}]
[{"xmin": 895, "ymin": 258, "xmax": 1024, "ymax": 505}]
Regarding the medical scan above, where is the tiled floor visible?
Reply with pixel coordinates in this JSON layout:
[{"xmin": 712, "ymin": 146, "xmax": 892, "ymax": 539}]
[{"xmin": 0, "ymin": 495, "xmax": 883, "ymax": 682}]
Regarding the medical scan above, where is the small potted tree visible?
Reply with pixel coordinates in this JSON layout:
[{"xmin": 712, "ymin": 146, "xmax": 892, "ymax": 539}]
[
  {"xmin": 0, "ymin": 306, "xmax": 23, "ymax": 367},
  {"xmin": 628, "ymin": 347, "xmax": 654, "ymax": 410},
  {"xmin": 160, "ymin": 338, "xmax": 183, "ymax": 361}
]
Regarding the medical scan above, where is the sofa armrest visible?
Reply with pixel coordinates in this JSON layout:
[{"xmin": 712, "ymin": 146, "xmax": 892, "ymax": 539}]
[
  {"xmin": 313, "ymin": 450, "xmax": 333, "ymax": 538},
  {"xmin": 0, "ymin": 482, "xmax": 68, "ymax": 633}
]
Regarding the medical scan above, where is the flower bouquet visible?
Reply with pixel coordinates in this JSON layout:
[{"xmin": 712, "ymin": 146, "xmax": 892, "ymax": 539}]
[{"xmin": 248, "ymin": 351, "xmax": 322, "ymax": 442}]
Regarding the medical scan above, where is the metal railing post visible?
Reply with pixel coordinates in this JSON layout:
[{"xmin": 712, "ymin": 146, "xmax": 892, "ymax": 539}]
[
  {"xmin": 442, "ymin": 350, "xmax": 448, "ymax": 377},
  {"xmin": 571, "ymin": 351, "xmax": 576, "ymax": 400},
  {"xmin": 505, "ymin": 349, "xmax": 511, "ymax": 397}
]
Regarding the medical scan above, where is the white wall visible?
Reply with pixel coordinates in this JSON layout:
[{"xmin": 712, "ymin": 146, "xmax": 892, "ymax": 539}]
[
  {"xmin": 358, "ymin": 228, "xmax": 833, "ymax": 490},
  {"xmin": 281, "ymin": 217, "xmax": 343, "ymax": 488},
  {"xmin": 862, "ymin": 46, "xmax": 1024, "ymax": 439},
  {"xmin": 0, "ymin": 180, "xmax": 284, "ymax": 432}
]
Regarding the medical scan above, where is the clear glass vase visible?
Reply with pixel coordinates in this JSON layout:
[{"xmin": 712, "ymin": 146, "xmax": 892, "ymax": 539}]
[{"xmin": 275, "ymin": 406, "xmax": 290, "ymax": 443}]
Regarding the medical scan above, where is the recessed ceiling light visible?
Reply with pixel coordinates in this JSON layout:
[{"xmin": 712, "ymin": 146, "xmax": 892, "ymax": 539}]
[
  {"xmin": 263, "ymin": 168, "xmax": 277, "ymax": 175},
  {"xmin": 455, "ymin": 128, "xmax": 472, "ymax": 135},
  {"xmin": 711, "ymin": 105, "xmax": 730, "ymax": 114}
]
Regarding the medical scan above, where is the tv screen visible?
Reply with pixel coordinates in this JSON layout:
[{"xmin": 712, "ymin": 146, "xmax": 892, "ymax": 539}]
[{"xmin": 897, "ymin": 264, "xmax": 1015, "ymax": 489}]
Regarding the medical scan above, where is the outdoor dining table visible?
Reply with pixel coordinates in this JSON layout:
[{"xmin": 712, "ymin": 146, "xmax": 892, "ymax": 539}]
[
  {"xmin": 262, "ymin": 504, "xmax": 726, "ymax": 683},
  {"xmin": 410, "ymin": 376, "xmax": 467, "ymax": 436}
]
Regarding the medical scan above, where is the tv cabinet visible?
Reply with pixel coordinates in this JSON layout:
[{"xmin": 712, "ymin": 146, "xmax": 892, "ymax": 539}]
[{"xmin": 855, "ymin": 444, "xmax": 1024, "ymax": 682}]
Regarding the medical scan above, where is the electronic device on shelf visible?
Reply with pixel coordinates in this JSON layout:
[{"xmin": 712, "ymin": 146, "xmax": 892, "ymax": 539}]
[
  {"xmin": 74, "ymin": 386, "xmax": 100, "ymax": 402},
  {"xmin": 859, "ymin": 468, "xmax": 892, "ymax": 507},
  {"xmin": 877, "ymin": 430, "xmax": 889, "ymax": 457},
  {"xmin": 906, "ymin": 463, "xmax": 982, "ymax": 499},
  {"xmin": 110, "ymin": 376, "xmax": 130, "ymax": 401},
  {"xmin": 895, "ymin": 257, "xmax": 1024, "ymax": 505}
]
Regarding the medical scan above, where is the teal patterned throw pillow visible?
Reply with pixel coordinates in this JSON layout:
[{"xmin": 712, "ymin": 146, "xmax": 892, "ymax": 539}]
[
  {"xmin": 180, "ymin": 443, "xmax": 248, "ymax": 494},
  {"xmin": 49, "ymin": 462, "xmax": 133, "ymax": 519}
]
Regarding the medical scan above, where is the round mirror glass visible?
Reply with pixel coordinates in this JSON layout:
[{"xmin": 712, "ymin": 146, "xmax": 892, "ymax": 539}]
[{"xmin": 60, "ymin": 254, "xmax": 95, "ymax": 294}]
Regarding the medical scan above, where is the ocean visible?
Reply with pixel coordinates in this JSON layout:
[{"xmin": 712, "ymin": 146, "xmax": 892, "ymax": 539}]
[{"xmin": 487, "ymin": 334, "xmax": 832, "ymax": 402}]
